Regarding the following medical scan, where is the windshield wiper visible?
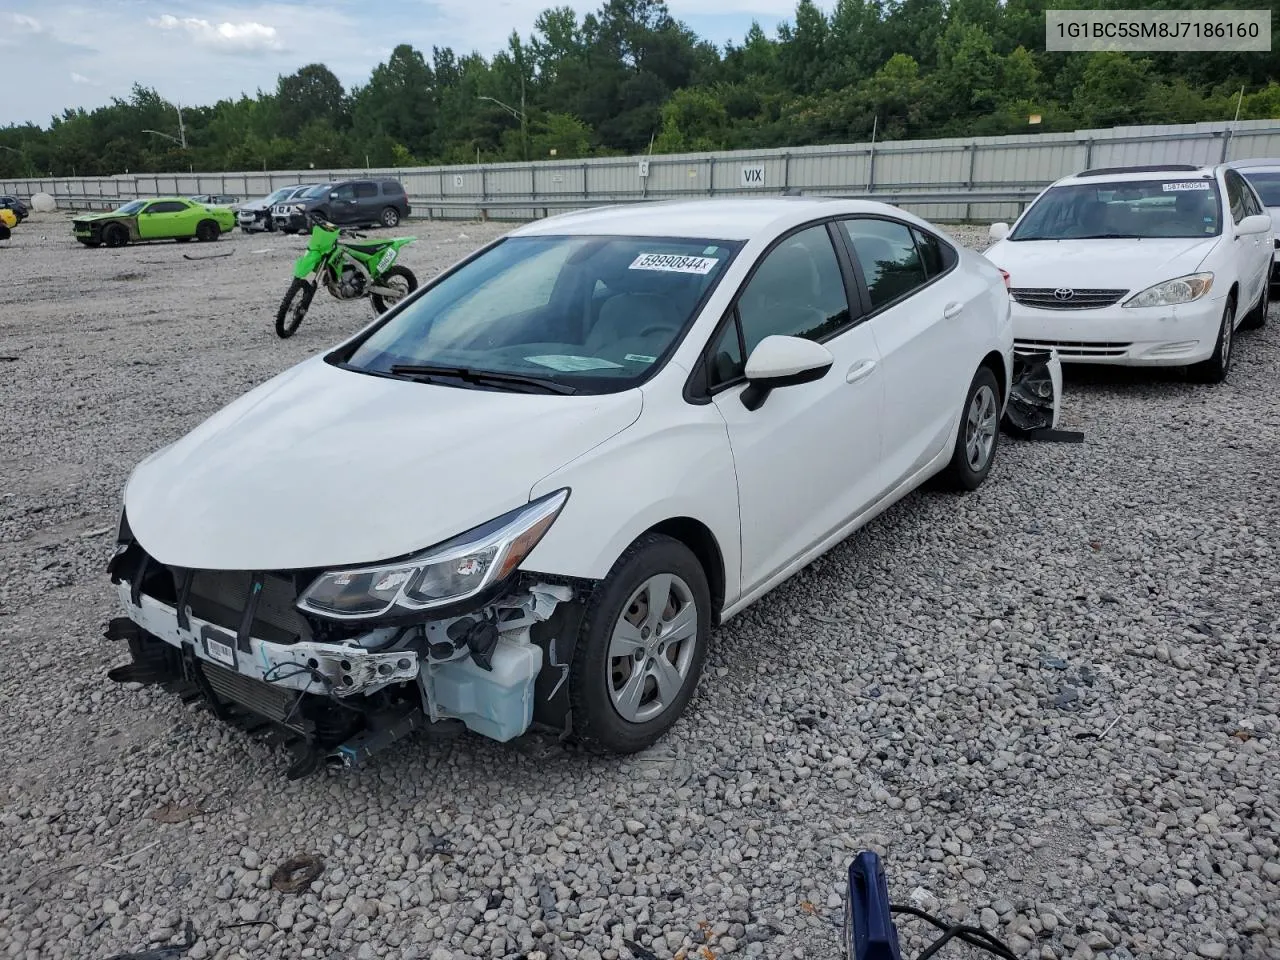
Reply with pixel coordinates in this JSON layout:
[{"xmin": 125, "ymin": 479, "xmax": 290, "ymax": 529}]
[
  {"xmin": 1074, "ymin": 233, "xmax": 1143, "ymax": 239},
  {"xmin": 389, "ymin": 364, "xmax": 577, "ymax": 395}
]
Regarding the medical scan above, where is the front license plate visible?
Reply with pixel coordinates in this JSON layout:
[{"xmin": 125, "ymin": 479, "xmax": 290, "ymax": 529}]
[{"xmin": 201, "ymin": 625, "xmax": 237, "ymax": 668}]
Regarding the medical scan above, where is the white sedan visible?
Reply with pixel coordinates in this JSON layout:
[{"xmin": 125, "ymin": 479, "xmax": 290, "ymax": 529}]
[
  {"xmin": 104, "ymin": 198, "xmax": 1013, "ymax": 774},
  {"xmin": 985, "ymin": 163, "xmax": 1273, "ymax": 382}
]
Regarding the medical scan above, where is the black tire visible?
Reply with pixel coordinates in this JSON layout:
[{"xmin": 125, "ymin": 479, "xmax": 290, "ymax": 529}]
[
  {"xmin": 569, "ymin": 533, "xmax": 711, "ymax": 753},
  {"xmin": 940, "ymin": 366, "xmax": 1002, "ymax": 491},
  {"xmin": 195, "ymin": 220, "xmax": 219, "ymax": 242},
  {"xmin": 380, "ymin": 206, "xmax": 401, "ymax": 228},
  {"xmin": 103, "ymin": 223, "xmax": 128, "ymax": 248},
  {"xmin": 176, "ymin": 237, "xmax": 192, "ymax": 244},
  {"xmin": 275, "ymin": 279, "xmax": 316, "ymax": 338},
  {"xmin": 0, "ymin": 225, "xmax": 10, "ymax": 242},
  {"xmin": 1189, "ymin": 297, "xmax": 1236, "ymax": 383},
  {"xmin": 370, "ymin": 265, "xmax": 417, "ymax": 314},
  {"xmin": 78, "ymin": 238, "xmax": 100, "ymax": 248},
  {"xmin": 1239, "ymin": 280, "xmax": 1268, "ymax": 331}
]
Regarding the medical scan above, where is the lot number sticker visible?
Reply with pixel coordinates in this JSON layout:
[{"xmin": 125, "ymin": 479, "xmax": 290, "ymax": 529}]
[
  {"xmin": 629, "ymin": 253, "xmax": 719, "ymax": 274},
  {"xmin": 1162, "ymin": 181, "xmax": 1210, "ymax": 191}
]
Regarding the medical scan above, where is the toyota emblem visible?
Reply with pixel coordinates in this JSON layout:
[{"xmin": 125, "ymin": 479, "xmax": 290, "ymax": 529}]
[{"xmin": 1053, "ymin": 288, "xmax": 1075, "ymax": 301}]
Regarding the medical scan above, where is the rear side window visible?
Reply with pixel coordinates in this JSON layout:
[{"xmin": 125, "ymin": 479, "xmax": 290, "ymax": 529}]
[
  {"xmin": 355, "ymin": 182, "xmax": 378, "ymax": 199},
  {"xmin": 840, "ymin": 218, "xmax": 927, "ymax": 310},
  {"xmin": 913, "ymin": 228, "xmax": 957, "ymax": 278},
  {"xmin": 381, "ymin": 181, "xmax": 405, "ymax": 195}
]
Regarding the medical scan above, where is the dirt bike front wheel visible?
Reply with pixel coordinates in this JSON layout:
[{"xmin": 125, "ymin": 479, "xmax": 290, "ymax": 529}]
[
  {"xmin": 276, "ymin": 278, "xmax": 316, "ymax": 339},
  {"xmin": 370, "ymin": 265, "xmax": 417, "ymax": 315}
]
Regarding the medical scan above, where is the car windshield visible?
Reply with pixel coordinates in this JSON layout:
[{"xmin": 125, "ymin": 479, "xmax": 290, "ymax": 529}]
[
  {"xmin": 1240, "ymin": 170, "xmax": 1280, "ymax": 207},
  {"xmin": 301, "ymin": 185, "xmax": 330, "ymax": 198},
  {"xmin": 115, "ymin": 200, "xmax": 147, "ymax": 215},
  {"xmin": 265, "ymin": 188, "xmax": 293, "ymax": 203},
  {"xmin": 1010, "ymin": 178, "xmax": 1223, "ymax": 240},
  {"xmin": 343, "ymin": 235, "xmax": 742, "ymax": 394}
]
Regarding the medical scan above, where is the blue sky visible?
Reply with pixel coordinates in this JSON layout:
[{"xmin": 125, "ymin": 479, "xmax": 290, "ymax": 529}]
[{"xmin": 1, "ymin": 1, "xmax": 818, "ymax": 127}]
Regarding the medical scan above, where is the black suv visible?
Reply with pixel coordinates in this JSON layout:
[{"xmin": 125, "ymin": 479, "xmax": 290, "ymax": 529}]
[
  {"xmin": 0, "ymin": 195, "xmax": 29, "ymax": 221},
  {"xmin": 274, "ymin": 178, "xmax": 411, "ymax": 232}
]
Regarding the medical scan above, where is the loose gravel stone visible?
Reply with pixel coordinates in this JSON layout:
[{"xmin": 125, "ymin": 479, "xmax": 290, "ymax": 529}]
[{"xmin": 0, "ymin": 215, "xmax": 1276, "ymax": 960}]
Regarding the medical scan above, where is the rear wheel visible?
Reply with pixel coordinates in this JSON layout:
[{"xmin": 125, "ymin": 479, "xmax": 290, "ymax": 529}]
[
  {"xmin": 103, "ymin": 223, "xmax": 128, "ymax": 248},
  {"xmin": 275, "ymin": 278, "xmax": 316, "ymax": 338},
  {"xmin": 1239, "ymin": 280, "xmax": 1269, "ymax": 331},
  {"xmin": 195, "ymin": 220, "xmax": 220, "ymax": 242},
  {"xmin": 940, "ymin": 366, "xmax": 1001, "ymax": 491},
  {"xmin": 370, "ymin": 265, "xmax": 417, "ymax": 314},
  {"xmin": 380, "ymin": 206, "xmax": 401, "ymax": 228},
  {"xmin": 1189, "ymin": 297, "xmax": 1235, "ymax": 383},
  {"xmin": 569, "ymin": 534, "xmax": 711, "ymax": 753}
]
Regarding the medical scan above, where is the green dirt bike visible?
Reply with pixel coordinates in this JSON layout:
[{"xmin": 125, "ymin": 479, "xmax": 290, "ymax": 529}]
[{"xmin": 275, "ymin": 216, "xmax": 418, "ymax": 338}]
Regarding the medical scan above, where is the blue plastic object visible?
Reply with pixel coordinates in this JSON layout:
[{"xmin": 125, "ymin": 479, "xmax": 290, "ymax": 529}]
[{"xmin": 845, "ymin": 851, "xmax": 902, "ymax": 960}]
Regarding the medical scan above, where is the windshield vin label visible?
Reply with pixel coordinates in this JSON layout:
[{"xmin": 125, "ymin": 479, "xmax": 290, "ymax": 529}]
[{"xmin": 629, "ymin": 253, "xmax": 719, "ymax": 275}]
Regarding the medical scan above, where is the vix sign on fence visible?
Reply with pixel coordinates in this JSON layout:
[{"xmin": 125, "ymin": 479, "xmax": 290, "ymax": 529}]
[{"xmin": 740, "ymin": 164, "xmax": 766, "ymax": 187}]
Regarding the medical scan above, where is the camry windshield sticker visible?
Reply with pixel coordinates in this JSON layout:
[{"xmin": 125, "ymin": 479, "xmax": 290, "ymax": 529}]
[
  {"xmin": 525, "ymin": 354, "xmax": 625, "ymax": 372},
  {"xmin": 629, "ymin": 253, "xmax": 720, "ymax": 274},
  {"xmin": 1162, "ymin": 181, "xmax": 1211, "ymax": 191}
]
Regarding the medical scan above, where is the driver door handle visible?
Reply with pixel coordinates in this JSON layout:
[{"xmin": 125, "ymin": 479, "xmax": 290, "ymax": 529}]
[
  {"xmin": 846, "ymin": 359, "xmax": 877, "ymax": 384},
  {"xmin": 943, "ymin": 301, "xmax": 963, "ymax": 319}
]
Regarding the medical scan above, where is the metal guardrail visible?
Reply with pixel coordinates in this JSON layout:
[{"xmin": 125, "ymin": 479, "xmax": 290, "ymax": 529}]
[{"xmin": 49, "ymin": 187, "xmax": 1043, "ymax": 221}]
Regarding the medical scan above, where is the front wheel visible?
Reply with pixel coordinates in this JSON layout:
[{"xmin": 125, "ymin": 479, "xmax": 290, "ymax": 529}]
[
  {"xmin": 103, "ymin": 223, "xmax": 128, "ymax": 248},
  {"xmin": 276, "ymin": 278, "xmax": 316, "ymax": 338},
  {"xmin": 569, "ymin": 533, "xmax": 711, "ymax": 754},
  {"xmin": 1189, "ymin": 297, "xmax": 1235, "ymax": 383},
  {"xmin": 940, "ymin": 366, "xmax": 1001, "ymax": 491},
  {"xmin": 370, "ymin": 265, "xmax": 417, "ymax": 314}
]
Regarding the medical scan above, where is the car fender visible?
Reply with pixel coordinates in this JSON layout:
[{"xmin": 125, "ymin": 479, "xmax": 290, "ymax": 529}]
[{"xmin": 522, "ymin": 383, "xmax": 742, "ymax": 609}]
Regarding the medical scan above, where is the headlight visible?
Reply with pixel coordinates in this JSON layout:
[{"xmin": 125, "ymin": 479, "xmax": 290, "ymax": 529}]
[
  {"xmin": 292, "ymin": 204, "xmax": 305, "ymax": 213},
  {"xmin": 296, "ymin": 489, "xmax": 569, "ymax": 621},
  {"xmin": 1123, "ymin": 273, "xmax": 1214, "ymax": 308}
]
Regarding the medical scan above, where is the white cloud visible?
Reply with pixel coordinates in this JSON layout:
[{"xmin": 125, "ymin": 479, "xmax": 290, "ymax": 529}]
[
  {"xmin": 149, "ymin": 13, "xmax": 283, "ymax": 52},
  {"xmin": 7, "ymin": 12, "xmax": 45, "ymax": 32},
  {"xmin": 70, "ymin": 71, "xmax": 98, "ymax": 85}
]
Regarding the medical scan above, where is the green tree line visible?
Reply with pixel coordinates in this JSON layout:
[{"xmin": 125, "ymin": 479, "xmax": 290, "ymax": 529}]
[{"xmin": 1, "ymin": 0, "xmax": 1276, "ymax": 179}]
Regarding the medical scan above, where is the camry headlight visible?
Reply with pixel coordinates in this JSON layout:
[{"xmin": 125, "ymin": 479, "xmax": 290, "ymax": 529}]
[
  {"xmin": 1123, "ymin": 273, "xmax": 1214, "ymax": 308},
  {"xmin": 297, "ymin": 489, "xmax": 569, "ymax": 621}
]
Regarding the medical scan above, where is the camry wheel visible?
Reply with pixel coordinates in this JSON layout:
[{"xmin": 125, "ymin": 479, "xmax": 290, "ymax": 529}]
[
  {"xmin": 1240, "ymin": 280, "xmax": 1268, "ymax": 331},
  {"xmin": 1190, "ymin": 297, "xmax": 1235, "ymax": 383},
  {"xmin": 941, "ymin": 366, "xmax": 1001, "ymax": 491},
  {"xmin": 570, "ymin": 533, "xmax": 710, "ymax": 753}
]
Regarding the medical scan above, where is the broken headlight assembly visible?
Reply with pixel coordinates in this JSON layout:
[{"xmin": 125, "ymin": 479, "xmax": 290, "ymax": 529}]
[
  {"xmin": 296, "ymin": 489, "xmax": 569, "ymax": 621},
  {"xmin": 1123, "ymin": 272, "xmax": 1213, "ymax": 308}
]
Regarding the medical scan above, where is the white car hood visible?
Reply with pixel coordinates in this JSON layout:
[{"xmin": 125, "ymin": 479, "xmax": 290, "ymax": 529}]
[
  {"xmin": 124, "ymin": 357, "xmax": 643, "ymax": 570},
  {"xmin": 985, "ymin": 237, "xmax": 1220, "ymax": 290}
]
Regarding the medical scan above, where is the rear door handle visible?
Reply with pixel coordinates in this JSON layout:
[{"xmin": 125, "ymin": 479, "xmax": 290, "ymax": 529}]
[
  {"xmin": 846, "ymin": 359, "xmax": 877, "ymax": 384},
  {"xmin": 943, "ymin": 301, "xmax": 963, "ymax": 320}
]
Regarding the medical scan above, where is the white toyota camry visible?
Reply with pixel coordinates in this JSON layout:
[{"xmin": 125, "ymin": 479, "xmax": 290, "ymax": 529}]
[
  {"xmin": 105, "ymin": 198, "xmax": 1013, "ymax": 775},
  {"xmin": 985, "ymin": 163, "xmax": 1273, "ymax": 382}
]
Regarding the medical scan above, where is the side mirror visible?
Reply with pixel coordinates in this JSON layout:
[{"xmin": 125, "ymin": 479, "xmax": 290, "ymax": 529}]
[
  {"xmin": 330, "ymin": 191, "xmax": 340, "ymax": 200},
  {"xmin": 740, "ymin": 335, "xmax": 834, "ymax": 411},
  {"xmin": 988, "ymin": 222, "xmax": 1010, "ymax": 242},
  {"xmin": 1236, "ymin": 213, "xmax": 1272, "ymax": 237}
]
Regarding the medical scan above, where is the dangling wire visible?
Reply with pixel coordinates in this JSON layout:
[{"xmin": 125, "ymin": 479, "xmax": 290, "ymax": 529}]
[{"xmin": 889, "ymin": 905, "xmax": 1022, "ymax": 960}]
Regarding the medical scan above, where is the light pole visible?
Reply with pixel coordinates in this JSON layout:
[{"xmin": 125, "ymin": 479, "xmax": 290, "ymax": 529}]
[
  {"xmin": 142, "ymin": 100, "xmax": 187, "ymax": 150},
  {"xmin": 478, "ymin": 94, "xmax": 528, "ymax": 161}
]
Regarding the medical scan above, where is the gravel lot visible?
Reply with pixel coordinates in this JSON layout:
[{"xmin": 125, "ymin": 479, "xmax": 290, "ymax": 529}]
[{"xmin": 1, "ymin": 211, "xmax": 1277, "ymax": 960}]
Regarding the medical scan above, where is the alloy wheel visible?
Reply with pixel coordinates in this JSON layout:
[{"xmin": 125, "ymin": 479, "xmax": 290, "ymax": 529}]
[{"xmin": 965, "ymin": 384, "xmax": 998, "ymax": 471}]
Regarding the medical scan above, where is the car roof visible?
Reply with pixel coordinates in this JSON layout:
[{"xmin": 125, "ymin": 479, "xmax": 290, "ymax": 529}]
[
  {"xmin": 507, "ymin": 197, "xmax": 922, "ymax": 241},
  {"xmin": 1052, "ymin": 164, "xmax": 1220, "ymax": 187},
  {"xmin": 1225, "ymin": 157, "xmax": 1280, "ymax": 172}
]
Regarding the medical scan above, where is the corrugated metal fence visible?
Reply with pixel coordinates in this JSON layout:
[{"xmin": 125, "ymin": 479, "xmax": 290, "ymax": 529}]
[{"xmin": 6, "ymin": 119, "xmax": 1280, "ymax": 223}]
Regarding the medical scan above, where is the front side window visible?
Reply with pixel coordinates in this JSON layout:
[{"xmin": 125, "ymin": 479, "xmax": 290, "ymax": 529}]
[
  {"xmin": 1011, "ymin": 178, "xmax": 1223, "ymax": 240},
  {"xmin": 145, "ymin": 201, "xmax": 187, "ymax": 214},
  {"xmin": 707, "ymin": 224, "xmax": 851, "ymax": 387},
  {"xmin": 841, "ymin": 218, "xmax": 927, "ymax": 309},
  {"xmin": 344, "ymin": 235, "xmax": 740, "ymax": 394},
  {"xmin": 331, "ymin": 184, "xmax": 356, "ymax": 201}
]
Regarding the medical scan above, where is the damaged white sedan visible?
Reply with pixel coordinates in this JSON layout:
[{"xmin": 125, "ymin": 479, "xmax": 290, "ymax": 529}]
[{"xmin": 106, "ymin": 198, "xmax": 1013, "ymax": 777}]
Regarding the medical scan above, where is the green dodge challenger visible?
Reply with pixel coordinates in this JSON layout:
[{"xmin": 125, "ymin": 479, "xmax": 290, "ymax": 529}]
[{"xmin": 73, "ymin": 197, "xmax": 236, "ymax": 248}]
